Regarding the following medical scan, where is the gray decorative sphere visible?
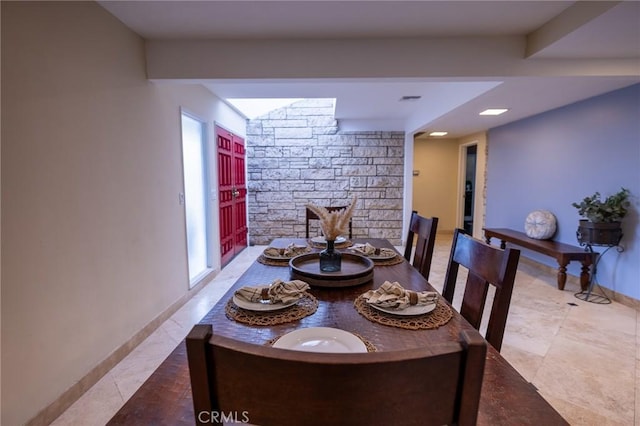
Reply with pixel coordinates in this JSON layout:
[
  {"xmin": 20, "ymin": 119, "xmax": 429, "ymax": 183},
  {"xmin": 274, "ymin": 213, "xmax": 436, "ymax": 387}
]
[{"xmin": 524, "ymin": 210, "xmax": 557, "ymax": 240}]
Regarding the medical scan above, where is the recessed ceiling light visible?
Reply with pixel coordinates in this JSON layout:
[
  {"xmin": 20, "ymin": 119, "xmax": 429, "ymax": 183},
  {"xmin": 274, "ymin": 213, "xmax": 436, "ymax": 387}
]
[
  {"xmin": 479, "ymin": 108, "xmax": 509, "ymax": 116},
  {"xmin": 400, "ymin": 95, "xmax": 422, "ymax": 101},
  {"xmin": 429, "ymin": 131, "xmax": 448, "ymax": 137}
]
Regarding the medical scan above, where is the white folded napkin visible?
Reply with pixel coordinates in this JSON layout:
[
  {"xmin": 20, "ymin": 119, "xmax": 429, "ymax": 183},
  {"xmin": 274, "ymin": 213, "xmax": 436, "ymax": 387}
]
[
  {"xmin": 235, "ymin": 279, "xmax": 310, "ymax": 304},
  {"xmin": 362, "ymin": 281, "xmax": 438, "ymax": 310},
  {"xmin": 264, "ymin": 243, "xmax": 308, "ymax": 258},
  {"xmin": 283, "ymin": 243, "xmax": 309, "ymax": 257},
  {"xmin": 351, "ymin": 243, "xmax": 396, "ymax": 257}
]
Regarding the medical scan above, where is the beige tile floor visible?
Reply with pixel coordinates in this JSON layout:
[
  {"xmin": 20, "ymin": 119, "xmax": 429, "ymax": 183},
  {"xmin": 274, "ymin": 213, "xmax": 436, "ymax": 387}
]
[{"xmin": 52, "ymin": 236, "xmax": 638, "ymax": 425}]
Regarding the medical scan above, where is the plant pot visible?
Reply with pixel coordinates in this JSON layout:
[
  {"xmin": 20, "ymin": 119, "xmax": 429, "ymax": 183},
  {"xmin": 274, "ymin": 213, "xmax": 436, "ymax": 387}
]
[{"xmin": 576, "ymin": 220, "xmax": 623, "ymax": 246}]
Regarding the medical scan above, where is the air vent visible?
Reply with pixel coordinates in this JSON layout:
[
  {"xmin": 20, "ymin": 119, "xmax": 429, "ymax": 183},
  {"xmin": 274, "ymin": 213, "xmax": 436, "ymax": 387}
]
[{"xmin": 400, "ymin": 95, "xmax": 422, "ymax": 101}]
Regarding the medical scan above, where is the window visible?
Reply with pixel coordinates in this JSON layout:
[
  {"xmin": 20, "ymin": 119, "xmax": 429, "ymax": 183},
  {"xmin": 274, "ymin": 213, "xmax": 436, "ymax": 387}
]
[{"xmin": 181, "ymin": 112, "xmax": 211, "ymax": 286}]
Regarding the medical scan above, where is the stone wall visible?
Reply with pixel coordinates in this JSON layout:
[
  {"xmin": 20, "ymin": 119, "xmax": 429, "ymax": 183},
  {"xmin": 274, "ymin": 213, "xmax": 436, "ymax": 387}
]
[{"xmin": 246, "ymin": 99, "xmax": 405, "ymax": 245}]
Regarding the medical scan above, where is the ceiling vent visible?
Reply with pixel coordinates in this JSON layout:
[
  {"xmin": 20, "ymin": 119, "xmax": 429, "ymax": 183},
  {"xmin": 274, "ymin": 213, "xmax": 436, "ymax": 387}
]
[{"xmin": 400, "ymin": 95, "xmax": 422, "ymax": 101}]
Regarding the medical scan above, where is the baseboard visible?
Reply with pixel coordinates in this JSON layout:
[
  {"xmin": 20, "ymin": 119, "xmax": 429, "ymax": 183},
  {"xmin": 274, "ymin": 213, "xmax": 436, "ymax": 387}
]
[
  {"xmin": 519, "ymin": 256, "xmax": 640, "ymax": 310},
  {"xmin": 598, "ymin": 285, "xmax": 640, "ymax": 311},
  {"xmin": 26, "ymin": 269, "xmax": 218, "ymax": 426}
]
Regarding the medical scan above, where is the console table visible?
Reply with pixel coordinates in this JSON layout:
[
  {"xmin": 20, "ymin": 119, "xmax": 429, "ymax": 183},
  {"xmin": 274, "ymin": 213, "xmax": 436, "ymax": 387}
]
[{"xmin": 483, "ymin": 228, "xmax": 593, "ymax": 291}]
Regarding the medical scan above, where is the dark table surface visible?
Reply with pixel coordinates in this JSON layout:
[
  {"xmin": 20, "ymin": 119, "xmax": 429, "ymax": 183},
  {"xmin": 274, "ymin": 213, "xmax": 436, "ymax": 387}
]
[{"xmin": 108, "ymin": 238, "xmax": 568, "ymax": 425}]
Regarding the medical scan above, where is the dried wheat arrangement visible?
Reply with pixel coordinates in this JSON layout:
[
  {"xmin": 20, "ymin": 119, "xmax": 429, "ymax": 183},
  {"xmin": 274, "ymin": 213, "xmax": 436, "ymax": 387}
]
[{"xmin": 305, "ymin": 197, "xmax": 357, "ymax": 240}]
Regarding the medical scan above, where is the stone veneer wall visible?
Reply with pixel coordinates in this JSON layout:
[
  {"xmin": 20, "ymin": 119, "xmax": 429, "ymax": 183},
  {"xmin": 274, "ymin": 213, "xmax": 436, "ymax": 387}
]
[{"xmin": 246, "ymin": 99, "xmax": 405, "ymax": 245}]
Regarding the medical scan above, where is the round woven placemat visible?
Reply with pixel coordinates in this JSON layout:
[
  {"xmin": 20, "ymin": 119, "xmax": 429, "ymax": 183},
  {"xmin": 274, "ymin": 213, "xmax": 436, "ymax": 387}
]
[
  {"xmin": 266, "ymin": 331, "xmax": 377, "ymax": 352},
  {"xmin": 225, "ymin": 292, "xmax": 318, "ymax": 326},
  {"xmin": 353, "ymin": 295, "xmax": 453, "ymax": 330}
]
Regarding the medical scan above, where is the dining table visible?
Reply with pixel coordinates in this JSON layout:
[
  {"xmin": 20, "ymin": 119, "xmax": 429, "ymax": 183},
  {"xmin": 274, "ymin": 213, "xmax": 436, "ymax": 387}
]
[{"xmin": 108, "ymin": 237, "xmax": 568, "ymax": 425}]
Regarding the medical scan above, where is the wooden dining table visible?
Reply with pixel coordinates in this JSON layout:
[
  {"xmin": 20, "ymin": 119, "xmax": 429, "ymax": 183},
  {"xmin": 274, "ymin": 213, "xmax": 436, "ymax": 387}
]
[{"xmin": 108, "ymin": 238, "xmax": 568, "ymax": 425}]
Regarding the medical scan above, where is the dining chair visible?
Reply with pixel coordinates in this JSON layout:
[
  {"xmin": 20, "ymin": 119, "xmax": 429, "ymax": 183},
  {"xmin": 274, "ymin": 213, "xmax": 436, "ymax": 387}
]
[
  {"xmin": 186, "ymin": 324, "xmax": 487, "ymax": 426},
  {"xmin": 442, "ymin": 228, "xmax": 521, "ymax": 352},
  {"xmin": 305, "ymin": 205, "xmax": 353, "ymax": 239},
  {"xmin": 403, "ymin": 210, "xmax": 439, "ymax": 281}
]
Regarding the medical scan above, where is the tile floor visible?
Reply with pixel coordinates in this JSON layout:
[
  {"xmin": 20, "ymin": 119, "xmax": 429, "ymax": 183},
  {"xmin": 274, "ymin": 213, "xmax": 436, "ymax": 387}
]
[{"xmin": 52, "ymin": 236, "xmax": 638, "ymax": 425}]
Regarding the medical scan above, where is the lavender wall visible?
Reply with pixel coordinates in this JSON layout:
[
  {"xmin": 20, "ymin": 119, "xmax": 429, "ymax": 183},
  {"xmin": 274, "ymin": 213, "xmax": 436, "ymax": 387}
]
[{"xmin": 486, "ymin": 84, "xmax": 640, "ymax": 299}]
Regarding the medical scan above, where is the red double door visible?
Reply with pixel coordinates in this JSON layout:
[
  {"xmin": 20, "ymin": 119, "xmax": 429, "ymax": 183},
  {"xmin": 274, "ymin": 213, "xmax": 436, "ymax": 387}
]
[{"xmin": 217, "ymin": 126, "xmax": 247, "ymax": 266}]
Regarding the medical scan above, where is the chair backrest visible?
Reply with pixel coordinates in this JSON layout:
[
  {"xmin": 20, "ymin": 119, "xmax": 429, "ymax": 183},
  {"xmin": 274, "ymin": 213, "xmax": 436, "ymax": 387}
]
[
  {"xmin": 305, "ymin": 205, "xmax": 353, "ymax": 239},
  {"xmin": 403, "ymin": 211, "xmax": 439, "ymax": 280},
  {"xmin": 187, "ymin": 325, "xmax": 486, "ymax": 426},
  {"xmin": 442, "ymin": 228, "xmax": 521, "ymax": 352}
]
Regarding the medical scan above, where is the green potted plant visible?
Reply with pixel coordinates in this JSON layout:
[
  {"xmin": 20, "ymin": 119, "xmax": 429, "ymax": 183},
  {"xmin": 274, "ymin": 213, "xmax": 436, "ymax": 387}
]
[{"xmin": 572, "ymin": 187, "xmax": 630, "ymax": 246}]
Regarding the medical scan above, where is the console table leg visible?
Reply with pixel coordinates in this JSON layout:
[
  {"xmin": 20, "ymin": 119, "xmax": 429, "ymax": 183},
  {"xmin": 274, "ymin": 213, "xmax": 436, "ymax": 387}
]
[
  {"xmin": 499, "ymin": 240, "xmax": 506, "ymax": 250},
  {"xmin": 557, "ymin": 264, "xmax": 567, "ymax": 290}
]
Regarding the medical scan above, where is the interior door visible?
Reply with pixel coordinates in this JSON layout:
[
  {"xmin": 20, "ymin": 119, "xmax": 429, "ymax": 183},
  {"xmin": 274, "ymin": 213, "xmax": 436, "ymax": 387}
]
[{"xmin": 217, "ymin": 126, "xmax": 247, "ymax": 266}]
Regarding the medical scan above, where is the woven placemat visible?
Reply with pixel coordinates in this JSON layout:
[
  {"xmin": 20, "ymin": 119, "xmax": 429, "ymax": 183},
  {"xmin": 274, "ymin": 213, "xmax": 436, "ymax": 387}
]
[
  {"xmin": 256, "ymin": 255, "xmax": 292, "ymax": 266},
  {"xmin": 353, "ymin": 295, "xmax": 453, "ymax": 330},
  {"xmin": 266, "ymin": 331, "xmax": 377, "ymax": 352},
  {"xmin": 225, "ymin": 293, "xmax": 318, "ymax": 326}
]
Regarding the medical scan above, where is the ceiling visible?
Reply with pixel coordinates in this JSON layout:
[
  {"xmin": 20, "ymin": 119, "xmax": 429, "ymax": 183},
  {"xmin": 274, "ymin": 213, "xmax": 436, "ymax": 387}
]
[{"xmin": 98, "ymin": 0, "xmax": 640, "ymax": 138}]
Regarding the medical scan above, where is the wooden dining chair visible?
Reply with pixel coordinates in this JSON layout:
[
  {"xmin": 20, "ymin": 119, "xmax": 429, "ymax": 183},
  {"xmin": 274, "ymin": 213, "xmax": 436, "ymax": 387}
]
[
  {"xmin": 305, "ymin": 205, "xmax": 353, "ymax": 239},
  {"xmin": 403, "ymin": 211, "xmax": 439, "ymax": 280},
  {"xmin": 442, "ymin": 228, "xmax": 521, "ymax": 352},
  {"xmin": 186, "ymin": 324, "xmax": 487, "ymax": 426}
]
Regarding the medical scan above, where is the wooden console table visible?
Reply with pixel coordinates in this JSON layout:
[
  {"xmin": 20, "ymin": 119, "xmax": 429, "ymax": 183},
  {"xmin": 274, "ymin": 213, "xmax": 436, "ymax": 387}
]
[{"xmin": 483, "ymin": 228, "xmax": 593, "ymax": 291}]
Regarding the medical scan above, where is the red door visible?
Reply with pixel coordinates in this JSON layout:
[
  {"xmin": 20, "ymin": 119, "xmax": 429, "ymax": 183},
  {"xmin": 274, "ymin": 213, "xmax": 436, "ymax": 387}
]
[{"xmin": 217, "ymin": 126, "xmax": 247, "ymax": 266}]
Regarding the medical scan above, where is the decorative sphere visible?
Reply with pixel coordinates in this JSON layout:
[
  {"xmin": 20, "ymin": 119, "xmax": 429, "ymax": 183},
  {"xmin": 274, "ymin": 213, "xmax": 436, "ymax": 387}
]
[{"xmin": 524, "ymin": 210, "xmax": 557, "ymax": 240}]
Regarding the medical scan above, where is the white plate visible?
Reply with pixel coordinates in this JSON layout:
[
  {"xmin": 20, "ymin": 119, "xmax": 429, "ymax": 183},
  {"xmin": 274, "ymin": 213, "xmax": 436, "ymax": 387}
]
[
  {"xmin": 311, "ymin": 236, "xmax": 347, "ymax": 244},
  {"xmin": 368, "ymin": 302, "xmax": 437, "ymax": 316},
  {"xmin": 273, "ymin": 327, "xmax": 367, "ymax": 353},
  {"xmin": 232, "ymin": 295, "xmax": 297, "ymax": 312}
]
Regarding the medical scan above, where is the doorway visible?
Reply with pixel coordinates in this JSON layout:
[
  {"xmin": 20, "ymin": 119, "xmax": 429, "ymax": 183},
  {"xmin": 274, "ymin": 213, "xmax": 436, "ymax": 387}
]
[
  {"xmin": 461, "ymin": 144, "xmax": 477, "ymax": 235},
  {"xmin": 216, "ymin": 126, "xmax": 248, "ymax": 266}
]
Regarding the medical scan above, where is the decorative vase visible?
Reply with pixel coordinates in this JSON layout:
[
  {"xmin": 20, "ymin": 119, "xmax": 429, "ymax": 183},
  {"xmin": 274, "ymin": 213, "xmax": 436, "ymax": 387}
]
[
  {"xmin": 576, "ymin": 220, "xmax": 623, "ymax": 246},
  {"xmin": 319, "ymin": 239, "xmax": 342, "ymax": 272}
]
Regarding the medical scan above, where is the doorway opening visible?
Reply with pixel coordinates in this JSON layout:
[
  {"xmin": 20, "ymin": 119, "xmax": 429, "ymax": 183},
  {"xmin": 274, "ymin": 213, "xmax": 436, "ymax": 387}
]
[{"xmin": 462, "ymin": 144, "xmax": 477, "ymax": 235}]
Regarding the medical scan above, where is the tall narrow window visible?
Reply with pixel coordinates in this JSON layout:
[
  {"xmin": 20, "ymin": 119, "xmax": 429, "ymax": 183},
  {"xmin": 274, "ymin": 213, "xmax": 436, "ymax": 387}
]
[{"xmin": 181, "ymin": 112, "xmax": 210, "ymax": 286}]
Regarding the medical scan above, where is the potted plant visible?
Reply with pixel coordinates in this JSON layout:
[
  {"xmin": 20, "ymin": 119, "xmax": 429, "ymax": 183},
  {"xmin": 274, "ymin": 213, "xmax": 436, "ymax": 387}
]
[{"xmin": 572, "ymin": 188, "xmax": 630, "ymax": 246}]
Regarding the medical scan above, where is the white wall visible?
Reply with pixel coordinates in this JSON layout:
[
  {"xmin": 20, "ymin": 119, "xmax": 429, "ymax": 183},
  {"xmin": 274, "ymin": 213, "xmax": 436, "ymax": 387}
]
[
  {"xmin": 1, "ymin": 2, "xmax": 244, "ymax": 424},
  {"xmin": 412, "ymin": 137, "xmax": 459, "ymax": 232},
  {"xmin": 145, "ymin": 38, "xmax": 639, "ymax": 80},
  {"xmin": 410, "ymin": 132, "xmax": 487, "ymax": 238}
]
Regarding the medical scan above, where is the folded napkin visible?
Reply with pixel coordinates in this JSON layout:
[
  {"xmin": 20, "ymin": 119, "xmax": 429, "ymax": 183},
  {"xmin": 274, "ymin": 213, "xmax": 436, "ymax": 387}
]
[
  {"xmin": 351, "ymin": 243, "xmax": 396, "ymax": 257},
  {"xmin": 283, "ymin": 243, "xmax": 309, "ymax": 257},
  {"xmin": 264, "ymin": 243, "xmax": 308, "ymax": 258},
  {"xmin": 361, "ymin": 281, "xmax": 438, "ymax": 310},
  {"xmin": 235, "ymin": 279, "xmax": 310, "ymax": 304}
]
